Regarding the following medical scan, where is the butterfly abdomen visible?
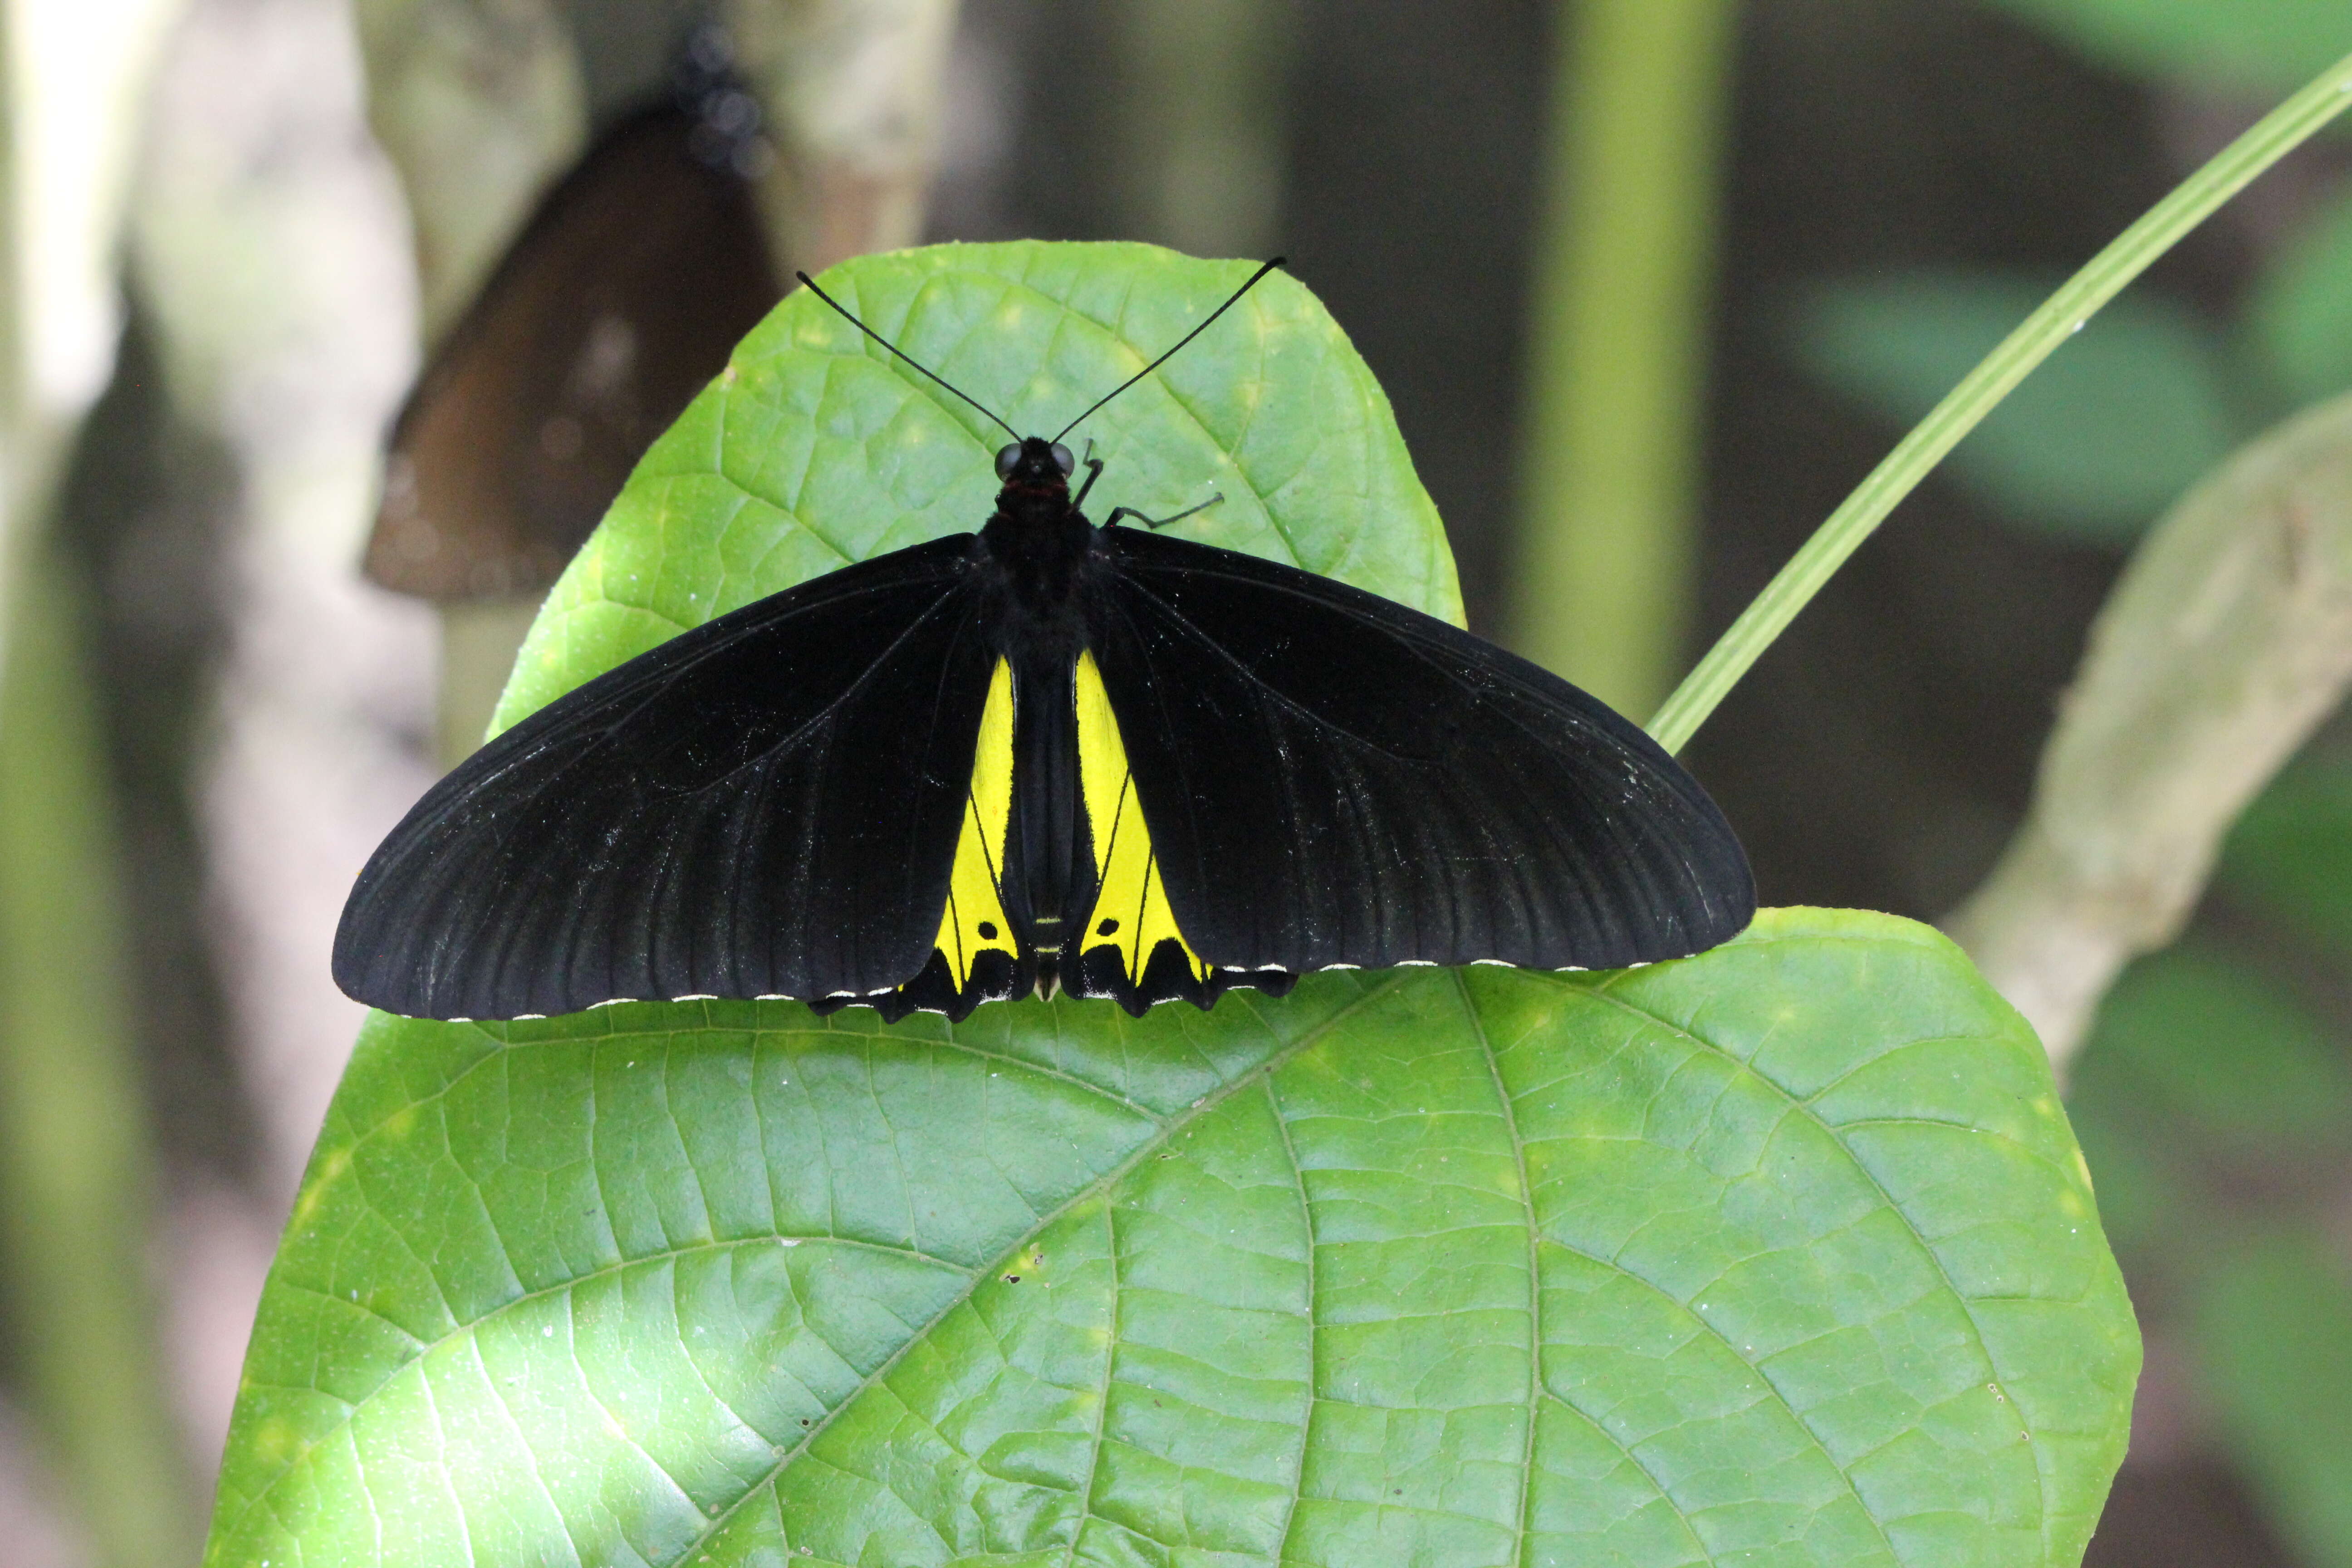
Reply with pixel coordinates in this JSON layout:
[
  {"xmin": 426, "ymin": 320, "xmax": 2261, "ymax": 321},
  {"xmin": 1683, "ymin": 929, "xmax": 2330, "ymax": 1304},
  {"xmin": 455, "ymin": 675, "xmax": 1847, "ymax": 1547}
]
[{"xmin": 1004, "ymin": 644, "xmax": 1093, "ymax": 957}]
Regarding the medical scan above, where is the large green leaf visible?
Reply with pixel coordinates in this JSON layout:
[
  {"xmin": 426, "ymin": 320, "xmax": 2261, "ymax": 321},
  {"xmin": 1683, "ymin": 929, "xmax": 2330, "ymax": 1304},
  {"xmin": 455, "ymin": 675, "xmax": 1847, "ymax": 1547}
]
[
  {"xmin": 1791, "ymin": 270, "xmax": 2239, "ymax": 545},
  {"xmin": 207, "ymin": 244, "xmax": 2136, "ymax": 1566},
  {"xmin": 1982, "ymin": 0, "xmax": 2352, "ymax": 94},
  {"xmin": 209, "ymin": 910, "xmax": 2132, "ymax": 1568}
]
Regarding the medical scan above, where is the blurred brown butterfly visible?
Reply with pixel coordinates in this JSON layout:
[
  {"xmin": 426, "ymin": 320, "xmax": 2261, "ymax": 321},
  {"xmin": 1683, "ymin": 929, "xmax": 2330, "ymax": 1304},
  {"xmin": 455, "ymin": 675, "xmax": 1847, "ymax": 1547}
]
[{"xmin": 367, "ymin": 80, "xmax": 783, "ymax": 601}]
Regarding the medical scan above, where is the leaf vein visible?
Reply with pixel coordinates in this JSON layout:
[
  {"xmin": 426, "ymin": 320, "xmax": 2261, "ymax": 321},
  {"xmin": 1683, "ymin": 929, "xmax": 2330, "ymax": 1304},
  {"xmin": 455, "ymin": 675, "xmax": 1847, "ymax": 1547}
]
[{"xmin": 1573, "ymin": 987, "xmax": 2049, "ymax": 1548}]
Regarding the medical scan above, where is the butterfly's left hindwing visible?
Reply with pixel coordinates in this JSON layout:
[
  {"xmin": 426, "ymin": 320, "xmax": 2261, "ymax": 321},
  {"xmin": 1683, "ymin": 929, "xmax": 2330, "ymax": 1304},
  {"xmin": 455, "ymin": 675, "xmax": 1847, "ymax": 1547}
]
[{"xmin": 1062, "ymin": 651, "xmax": 1296, "ymax": 1016}]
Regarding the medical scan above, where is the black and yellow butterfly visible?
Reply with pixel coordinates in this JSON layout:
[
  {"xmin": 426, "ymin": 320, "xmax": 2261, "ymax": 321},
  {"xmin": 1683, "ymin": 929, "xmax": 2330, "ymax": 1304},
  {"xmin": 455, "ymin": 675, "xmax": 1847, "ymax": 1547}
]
[{"xmin": 333, "ymin": 261, "xmax": 1754, "ymax": 1024}]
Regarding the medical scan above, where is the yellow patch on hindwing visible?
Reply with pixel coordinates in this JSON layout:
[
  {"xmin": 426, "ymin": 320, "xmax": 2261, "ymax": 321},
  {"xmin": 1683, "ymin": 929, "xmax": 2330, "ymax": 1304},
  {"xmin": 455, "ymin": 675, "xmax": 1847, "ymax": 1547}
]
[
  {"xmin": 1072, "ymin": 652, "xmax": 1210, "ymax": 987},
  {"xmin": 932, "ymin": 658, "xmax": 1019, "ymax": 985}
]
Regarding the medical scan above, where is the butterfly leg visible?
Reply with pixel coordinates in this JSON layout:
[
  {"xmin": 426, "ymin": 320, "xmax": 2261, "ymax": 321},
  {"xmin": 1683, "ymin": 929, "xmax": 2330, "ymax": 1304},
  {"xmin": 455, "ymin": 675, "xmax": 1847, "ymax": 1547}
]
[
  {"xmin": 1103, "ymin": 492, "xmax": 1224, "ymax": 531},
  {"xmin": 1071, "ymin": 440, "xmax": 1105, "ymax": 507}
]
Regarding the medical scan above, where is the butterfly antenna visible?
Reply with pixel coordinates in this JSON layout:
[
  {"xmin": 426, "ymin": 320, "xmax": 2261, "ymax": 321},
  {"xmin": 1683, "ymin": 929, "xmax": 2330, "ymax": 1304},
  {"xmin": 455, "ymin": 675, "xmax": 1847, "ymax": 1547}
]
[
  {"xmin": 794, "ymin": 271, "xmax": 1020, "ymax": 441},
  {"xmin": 1053, "ymin": 257, "xmax": 1287, "ymax": 443}
]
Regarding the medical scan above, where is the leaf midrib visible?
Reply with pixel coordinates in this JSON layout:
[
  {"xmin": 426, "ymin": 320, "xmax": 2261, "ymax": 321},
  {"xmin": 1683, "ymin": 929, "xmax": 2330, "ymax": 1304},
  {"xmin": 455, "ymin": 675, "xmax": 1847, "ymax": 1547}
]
[
  {"xmin": 634, "ymin": 977, "xmax": 1411, "ymax": 1565},
  {"xmin": 233, "ymin": 926, "xmax": 2079, "ymax": 1566},
  {"xmin": 223, "ymin": 1006, "xmax": 1193, "ymax": 1546},
  {"xmin": 1455, "ymin": 970, "xmax": 1543, "ymax": 1568}
]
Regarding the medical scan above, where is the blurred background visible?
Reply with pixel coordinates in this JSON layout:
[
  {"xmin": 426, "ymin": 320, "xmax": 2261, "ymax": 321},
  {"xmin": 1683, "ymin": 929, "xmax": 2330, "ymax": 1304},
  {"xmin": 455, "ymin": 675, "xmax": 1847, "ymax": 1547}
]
[{"xmin": 1, "ymin": 0, "xmax": 2350, "ymax": 1563}]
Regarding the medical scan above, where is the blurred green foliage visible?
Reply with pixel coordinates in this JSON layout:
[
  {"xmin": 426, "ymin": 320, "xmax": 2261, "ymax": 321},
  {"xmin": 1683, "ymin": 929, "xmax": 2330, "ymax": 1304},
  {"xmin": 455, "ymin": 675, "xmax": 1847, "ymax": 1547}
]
[
  {"xmin": 2080, "ymin": 949, "xmax": 2352, "ymax": 1154},
  {"xmin": 2068, "ymin": 943, "xmax": 2352, "ymax": 1566},
  {"xmin": 1981, "ymin": 0, "xmax": 2352, "ymax": 95},
  {"xmin": 2191, "ymin": 1238, "xmax": 2352, "ymax": 1564},
  {"xmin": 2248, "ymin": 191, "xmax": 2352, "ymax": 414},
  {"xmin": 2224, "ymin": 752, "xmax": 2352, "ymax": 963},
  {"xmin": 1791, "ymin": 7, "xmax": 2352, "ymax": 1563},
  {"xmin": 1511, "ymin": 0, "xmax": 1738, "ymax": 718},
  {"xmin": 1798, "ymin": 15, "xmax": 2352, "ymax": 549},
  {"xmin": 1792, "ymin": 272, "xmax": 2239, "ymax": 543},
  {"xmin": 0, "ymin": 549, "xmax": 196, "ymax": 1567}
]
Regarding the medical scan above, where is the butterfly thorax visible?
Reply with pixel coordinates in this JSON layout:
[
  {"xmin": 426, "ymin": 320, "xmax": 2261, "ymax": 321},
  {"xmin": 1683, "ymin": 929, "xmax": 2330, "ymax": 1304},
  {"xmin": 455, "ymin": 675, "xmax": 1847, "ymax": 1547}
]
[
  {"xmin": 976, "ymin": 439, "xmax": 1097, "ymax": 625},
  {"xmin": 969, "ymin": 437, "xmax": 1111, "ymax": 977}
]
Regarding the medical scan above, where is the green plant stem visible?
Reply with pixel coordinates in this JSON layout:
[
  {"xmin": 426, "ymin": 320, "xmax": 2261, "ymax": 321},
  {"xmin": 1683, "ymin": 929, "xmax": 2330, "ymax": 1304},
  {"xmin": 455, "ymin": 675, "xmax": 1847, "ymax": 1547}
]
[
  {"xmin": 1108, "ymin": 0, "xmax": 1296, "ymax": 259},
  {"xmin": 1646, "ymin": 46, "xmax": 2352, "ymax": 754},
  {"xmin": 1511, "ymin": 0, "xmax": 1740, "ymax": 719},
  {"xmin": 0, "ymin": 544, "xmax": 195, "ymax": 1567}
]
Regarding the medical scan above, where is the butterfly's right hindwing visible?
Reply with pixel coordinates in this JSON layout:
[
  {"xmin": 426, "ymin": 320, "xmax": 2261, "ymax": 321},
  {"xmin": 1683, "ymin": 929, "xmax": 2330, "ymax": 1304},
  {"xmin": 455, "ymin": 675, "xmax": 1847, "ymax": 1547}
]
[{"xmin": 1067, "ymin": 652, "xmax": 1210, "ymax": 1012}]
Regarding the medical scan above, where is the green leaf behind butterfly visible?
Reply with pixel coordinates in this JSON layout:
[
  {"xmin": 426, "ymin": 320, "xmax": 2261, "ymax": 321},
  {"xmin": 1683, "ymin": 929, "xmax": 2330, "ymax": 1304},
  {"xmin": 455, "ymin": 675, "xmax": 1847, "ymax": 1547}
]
[
  {"xmin": 206, "ymin": 244, "xmax": 2136, "ymax": 1567},
  {"xmin": 208, "ymin": 911, "xmax": 2135, "ymax": 1568}
]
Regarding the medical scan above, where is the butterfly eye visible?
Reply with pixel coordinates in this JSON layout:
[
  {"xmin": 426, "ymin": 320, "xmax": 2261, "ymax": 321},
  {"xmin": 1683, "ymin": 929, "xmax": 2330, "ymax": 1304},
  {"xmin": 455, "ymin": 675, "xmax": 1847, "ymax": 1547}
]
[
  {"xmin": 1050, "ymin": 442, "xmax": 1075, "ymax": 475},
  {"xmin": 994, "ymin": 443, "xmax": 1023, "ymax": 480}
]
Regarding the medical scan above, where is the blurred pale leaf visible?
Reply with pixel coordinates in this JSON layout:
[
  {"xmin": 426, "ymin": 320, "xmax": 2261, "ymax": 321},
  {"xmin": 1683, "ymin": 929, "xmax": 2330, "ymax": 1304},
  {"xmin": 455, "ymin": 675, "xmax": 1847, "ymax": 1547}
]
[
  {"xmin": 2249, "ymin": 192, "xmax": 2352, "ymax": 421},
  {"xmin": 1983, "ymin": 0, "xmax": 2352, "ymax": 94},
  {"xmin": 205, "ymin": 244, "xmax": 2137, "ymax": 1567},
  {"xmin": 1793, "ymin": 270, "xmax": 2239, "ymax": 544},
  {"xmin": 2191, "ymin": 1235, "xmax": 2352, "ymax": 1567}
]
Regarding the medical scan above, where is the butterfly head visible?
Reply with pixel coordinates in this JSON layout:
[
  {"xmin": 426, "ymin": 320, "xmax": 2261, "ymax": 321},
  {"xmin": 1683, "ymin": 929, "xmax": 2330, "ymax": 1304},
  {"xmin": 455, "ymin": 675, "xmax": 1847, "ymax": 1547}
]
[
  {"xmin": 995, "ymin": 436, "xmax": 1076, "ymax": 495},
  {"xmin": 793, "ymin": 260, "xmax": 1285, "ymax": 502}
]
